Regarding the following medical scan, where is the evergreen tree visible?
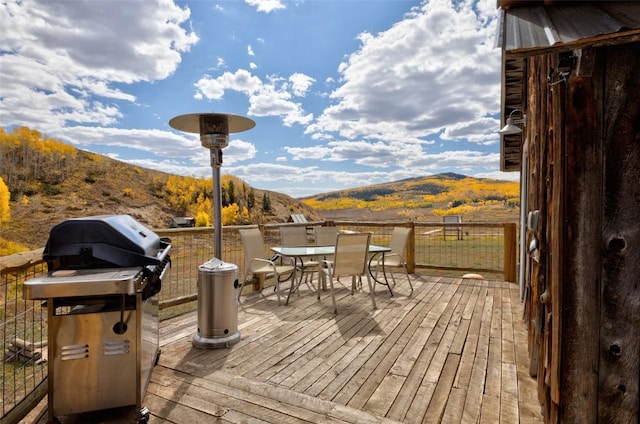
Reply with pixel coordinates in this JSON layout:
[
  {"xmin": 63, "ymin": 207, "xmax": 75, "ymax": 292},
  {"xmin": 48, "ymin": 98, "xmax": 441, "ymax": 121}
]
[
  {"xmin": 227, "ymin": 179, "xmax": 236, "ymax": 205},
  {"xmin": 221, "ymin": 186, "xmax": 229, "ymax": 207},
  {"xmin": 247, "ymin": 189, "xmax": 255, "ymax": 210},
  {"xmin": 262, "ymin": 192, "xmax": 271, "ymax": 213}
]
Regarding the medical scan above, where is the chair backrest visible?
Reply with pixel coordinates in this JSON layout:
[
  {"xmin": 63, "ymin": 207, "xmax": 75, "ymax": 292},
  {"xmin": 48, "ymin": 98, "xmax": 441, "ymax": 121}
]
[
  {"xmin": 280, "ymin": 226, "xmax": 309, "ymax": 247},
  {"xmin": 332, "ymin": 232, "xmax": 370, "ymax": 277},
  {"xmin": 314, "ymin": 226, "xmax": 338, "ymax": 246},
  {"xmin": 389, "ymin": 227, "xmax": 411, "ymax": 258},
  {"xmin": 239, "ymin": 228, "xmax": 267, "ymax": 268}
]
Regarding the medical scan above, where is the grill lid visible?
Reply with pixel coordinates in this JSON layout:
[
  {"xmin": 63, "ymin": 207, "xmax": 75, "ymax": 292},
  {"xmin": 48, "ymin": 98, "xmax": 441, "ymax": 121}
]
[{"xmin": 44, "ymin": 214, "xmax": 170, "ymax": 269}]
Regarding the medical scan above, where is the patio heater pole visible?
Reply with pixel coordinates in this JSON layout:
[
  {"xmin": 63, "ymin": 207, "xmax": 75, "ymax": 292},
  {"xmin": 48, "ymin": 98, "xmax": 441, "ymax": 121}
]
[
  {"xmin": 168, "ymin": 113, "xmax": 255, "ymax": 257},
  {"xmin": 169, "ymin": 113, "xmax": 255, "ymax": 349}
]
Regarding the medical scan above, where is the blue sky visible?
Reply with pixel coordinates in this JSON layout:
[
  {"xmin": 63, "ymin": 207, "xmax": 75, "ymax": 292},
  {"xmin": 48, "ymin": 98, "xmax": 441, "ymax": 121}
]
[{"xmin": 0, "ymin": 0, "xmax": 515, "ymax": 198}]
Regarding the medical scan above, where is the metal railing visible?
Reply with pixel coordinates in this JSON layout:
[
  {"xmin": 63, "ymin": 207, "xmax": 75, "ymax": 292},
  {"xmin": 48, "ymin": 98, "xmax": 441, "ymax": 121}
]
[{"xmin": 0, "ymin": 220, "xmax": 517, "ymax": 421}]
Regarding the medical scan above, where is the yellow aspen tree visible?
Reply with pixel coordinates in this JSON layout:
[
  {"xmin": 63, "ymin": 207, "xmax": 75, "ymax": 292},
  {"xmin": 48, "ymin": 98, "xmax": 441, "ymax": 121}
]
[
  {"xmin": 0, "ymin": 177, "xmax": 10, "ymax": 223},
  {"xmin": 222, "ymin": 203, "xmax": 240, "ymax": 225},
  {"xmin": 195, "ymin": 211, "xmax": 211, "ymax": 227}
]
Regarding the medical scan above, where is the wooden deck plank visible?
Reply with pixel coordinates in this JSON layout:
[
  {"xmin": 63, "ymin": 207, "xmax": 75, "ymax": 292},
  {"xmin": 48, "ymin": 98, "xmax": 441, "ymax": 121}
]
[
  {"xmin": 422, "ymin": 280, "xmax": 466, "ymax": 385},
  {"xmin": 341, "ymin": 278, "xmax": 461, "ymax": 410},
  {"xmin": 501, "ymin": 285, "xmax": 516, "ymax": 365},
  {"xmin": 384, "ymin": 279, "xmax": 461, "ymax": 422},
  {"xmin": 316, "ymin": 277, "xmax": 445, "ymax": 405},
  {"xmin": 511, "ymin": 287, "xmax": 544, "ymax": 424},
  {"xmin": 150, "ymin": 366, "xmax": 358, "ymax": 424},
  {"xmin": 441, "ymin": 387, "xmax": 466, "ymax": 424},
  {"xmin": 306, "ymin": 278, "xmax": 440, "ymax": 399},
  {"xmin": 460, "ymin": 283, "xmax": 493, "ymax": 423},
  {"xmin": 285, "ymin": 279, "xmax": 427, "ymax": 394},
  {"xmin": 501, "ymin": 362, "xmax": 520, "ymax": 423},
  {"xmin": 34, "ymin": 274, "xmax": 543, "ymax": 424},
  {"xmin": 271, "ymin": 312, "xmax": 365, "ymax": 387},
  {"xmin": 360, "ymin": 279, "xmax": 445, "ymax": 416},
  {"xmin": 452, "ymin": 284, "xmax": 487, "ymax": 391},
  {"xmin": 403, "ymin": 382, "xmax": 437, "ymax": 424},
  {"xmin": 194, "ymin": 368, "xmax": 401, "ymax": 424},
  {"xmin": 423, "ymin": 352, "xmax": 461, "ymax": 422}
]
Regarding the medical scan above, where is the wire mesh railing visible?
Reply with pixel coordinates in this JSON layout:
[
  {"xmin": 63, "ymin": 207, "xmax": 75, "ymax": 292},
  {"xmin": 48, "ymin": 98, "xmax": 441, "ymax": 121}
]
[
  {"xmin": 1, "ymin": 256, "xmax": 48, "ymax": 421},
  {"xmin": 0, "ymin": 220, "xmax": 516, "ymax": 420}
]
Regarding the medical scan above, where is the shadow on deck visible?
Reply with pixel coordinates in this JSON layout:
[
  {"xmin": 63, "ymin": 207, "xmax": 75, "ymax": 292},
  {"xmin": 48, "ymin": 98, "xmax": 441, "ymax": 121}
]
[{"xmin": 28, "ymin": 274, "xmax": 543, "ymax": 423}]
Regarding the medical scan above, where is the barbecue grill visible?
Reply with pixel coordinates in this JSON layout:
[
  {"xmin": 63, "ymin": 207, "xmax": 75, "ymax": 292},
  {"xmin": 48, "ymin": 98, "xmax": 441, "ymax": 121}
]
[{"xmin": 24, "ymin": 214, "xmax": 171, "ymax": 423}]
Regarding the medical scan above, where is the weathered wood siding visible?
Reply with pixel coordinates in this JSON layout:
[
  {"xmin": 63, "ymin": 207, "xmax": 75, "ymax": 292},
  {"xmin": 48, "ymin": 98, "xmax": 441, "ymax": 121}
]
[
  {"xmin": 599, "ymin": 42, "xmax": 640, "ymax": 423},
  {"xmin": 524, "ymin": 41, "xmax": 640, "ymax": 423}
]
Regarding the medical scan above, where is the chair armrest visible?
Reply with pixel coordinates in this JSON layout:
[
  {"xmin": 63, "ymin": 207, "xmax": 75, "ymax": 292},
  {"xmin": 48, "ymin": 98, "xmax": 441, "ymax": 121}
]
[
  {"xmin": 376, "ymin": 252, "xmax": 402, "ymax": 266},
  {"xmin": 249, "ymin": 257, "xmax": 277, "ymax": 271}
]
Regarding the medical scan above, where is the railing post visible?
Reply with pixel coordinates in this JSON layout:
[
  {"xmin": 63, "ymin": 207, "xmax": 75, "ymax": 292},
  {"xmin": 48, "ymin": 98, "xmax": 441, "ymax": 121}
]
[
  {"xmin": 406, "ymin": 222, "xmax": 415, "ymax": 273},
  {"xmin": 504, "ymin": 223, "xmax": 517, "ymax": 282}
]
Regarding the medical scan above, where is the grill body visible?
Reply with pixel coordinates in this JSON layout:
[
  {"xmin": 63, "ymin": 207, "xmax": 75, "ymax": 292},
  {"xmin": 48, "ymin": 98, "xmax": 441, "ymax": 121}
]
[{"xmin": 23, "ymin": 215, "xmax": 170, "ymax": 422}]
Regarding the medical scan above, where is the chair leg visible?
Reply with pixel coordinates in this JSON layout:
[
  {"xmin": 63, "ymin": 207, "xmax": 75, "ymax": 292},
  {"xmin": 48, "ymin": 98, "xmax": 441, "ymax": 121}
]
[
  {"xmin": 285, "ymin": 267, "xmax": 299, "ymax": 306},
  {"xmin": 274, "ymin": 272, "xmax": 281, "ymax": 305},
  {"xmin": 365, "ymin": 273, "xmax": 377, "ymax": 310},
  {"xmin": 237, "ymin": 272, "xmax": 248, "ymax": 303},
  {"xmin": 403, "ymin": 265, "xmax": 413, "ymax": 290},
  {"xmin": 389, "ymin": 268, "xmax": 397, "ymax": 286},
  {"xmin": 328, "ymin": 275, "xmax": 338, "ymax": 314}
]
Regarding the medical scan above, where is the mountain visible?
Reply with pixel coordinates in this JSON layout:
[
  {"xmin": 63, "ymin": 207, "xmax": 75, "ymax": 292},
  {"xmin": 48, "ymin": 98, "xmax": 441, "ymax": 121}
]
[
  {"xmin": 1, "ymin": 127, "xmax": 520, "ymax": 253},
  {"xmin": 301, "ymin": 172, "xmax": 520, "ymax": 223},
  {"xmin": 0, "ymin": 127, "xmax": 321, "ymax": 250}
]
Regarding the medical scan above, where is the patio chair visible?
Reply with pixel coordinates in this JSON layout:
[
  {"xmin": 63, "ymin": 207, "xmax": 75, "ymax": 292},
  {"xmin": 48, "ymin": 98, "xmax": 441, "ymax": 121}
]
[
  {"xmin": 238, "ymin": 228, "xmax": 295, "ymax": 305},
  {"xmin": 314, "ymin": 226, "xmax": 338, "ymax": 246},
  {"xmin": 374, "ymin": 227, "xmax": 413, "ymax": 291},
  {"xmin": 319, "ymin": 232, "xmax": 376, "ymax": 314},
  {"xmin": 280, "ymin": 226, "xmax": 319, "ymax": 290}
]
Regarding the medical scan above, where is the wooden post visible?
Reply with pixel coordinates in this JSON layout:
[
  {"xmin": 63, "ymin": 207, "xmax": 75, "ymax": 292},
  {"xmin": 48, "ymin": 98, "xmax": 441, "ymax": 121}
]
[
  {"xmin": 405, "ymin": 222, "xmax": 415, "ymax": 273},
  {"xmin": 503, "ymin": 223, "xmax": 517, "ymax": 282}
]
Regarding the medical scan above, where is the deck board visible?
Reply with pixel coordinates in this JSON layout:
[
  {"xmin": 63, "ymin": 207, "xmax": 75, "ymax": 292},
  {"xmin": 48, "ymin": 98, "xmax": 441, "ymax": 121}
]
[{"xmin": 32, "ymin": 274, "xmax": 543, "ymax": 424}]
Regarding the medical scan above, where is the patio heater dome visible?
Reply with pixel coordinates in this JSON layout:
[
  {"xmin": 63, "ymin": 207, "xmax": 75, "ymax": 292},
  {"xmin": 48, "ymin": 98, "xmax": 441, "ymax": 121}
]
[{"xmin": 169, "ymin": 112, "xmax": 255, "ymax": 258}]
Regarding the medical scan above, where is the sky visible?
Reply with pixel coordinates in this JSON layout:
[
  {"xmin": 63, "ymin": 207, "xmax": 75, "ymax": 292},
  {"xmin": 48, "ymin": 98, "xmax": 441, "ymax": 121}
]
[{"xmin": 0, "ymin": 0, "xmax": 516, "ymax": 198}]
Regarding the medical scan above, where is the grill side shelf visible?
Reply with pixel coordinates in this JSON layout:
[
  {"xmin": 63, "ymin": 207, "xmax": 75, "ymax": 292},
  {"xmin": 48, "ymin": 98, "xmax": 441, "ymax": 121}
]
[{"xmin": 23, "ymin": 268, "xmax": 145, "ymax": 300}]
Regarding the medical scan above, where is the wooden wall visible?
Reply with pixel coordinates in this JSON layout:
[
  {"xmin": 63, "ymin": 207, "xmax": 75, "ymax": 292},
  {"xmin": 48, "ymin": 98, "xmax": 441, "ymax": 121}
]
[{"xmin": 524, "ymin": 41, "xmax": 640, "ymax": 423}]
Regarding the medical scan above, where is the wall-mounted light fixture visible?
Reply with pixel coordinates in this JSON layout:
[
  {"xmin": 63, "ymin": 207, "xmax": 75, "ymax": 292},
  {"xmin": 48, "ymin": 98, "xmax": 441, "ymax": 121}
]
[{"xmin": 498, "ymin": 108, "xmax": 526, "ymax": 135}]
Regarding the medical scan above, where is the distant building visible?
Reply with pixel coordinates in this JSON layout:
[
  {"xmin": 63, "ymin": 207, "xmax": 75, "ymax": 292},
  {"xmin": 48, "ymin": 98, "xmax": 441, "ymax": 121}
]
[
  {"xmin": 169, "ymin": 217, "xmax": 195, "ymax": 228},
  {"xmin": 287, "ymin": 214, "xmax": 308, "ymax": 224}
]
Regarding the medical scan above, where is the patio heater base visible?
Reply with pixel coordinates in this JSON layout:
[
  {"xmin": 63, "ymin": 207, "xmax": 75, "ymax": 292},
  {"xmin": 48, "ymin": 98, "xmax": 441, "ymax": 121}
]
[
  {"xmin": 193, "ymin": 331, "xmax": 241, "ymax": 349},
  {"xmin": 192, "ymin": 259, "xmax": 241, "ymax": 349}
]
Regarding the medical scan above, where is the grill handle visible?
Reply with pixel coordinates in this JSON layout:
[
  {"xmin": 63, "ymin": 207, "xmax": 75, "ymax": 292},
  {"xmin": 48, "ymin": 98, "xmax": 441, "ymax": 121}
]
[{"xmin": 156, "ymin": 238, "xmax": 171, "ymax": 264}]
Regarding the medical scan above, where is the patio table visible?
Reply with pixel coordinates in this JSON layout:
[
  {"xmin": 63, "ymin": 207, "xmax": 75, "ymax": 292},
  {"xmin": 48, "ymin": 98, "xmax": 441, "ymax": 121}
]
[{"xmin": 270, "ymin": 244, "xmax": 393, "ymax": 305}]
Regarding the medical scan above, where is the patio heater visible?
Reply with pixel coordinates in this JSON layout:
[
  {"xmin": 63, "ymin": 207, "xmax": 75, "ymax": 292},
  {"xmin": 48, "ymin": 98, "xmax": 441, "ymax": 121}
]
[{"xmin": 169, "ymin": 113, "xmax": 255, "ymax": 348}]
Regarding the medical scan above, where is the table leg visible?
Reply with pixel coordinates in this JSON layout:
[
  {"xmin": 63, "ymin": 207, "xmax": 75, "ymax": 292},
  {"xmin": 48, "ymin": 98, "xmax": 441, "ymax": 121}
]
[{"xmin": 368, "ymin": 252, "xmax": 393, "ymax": 296}]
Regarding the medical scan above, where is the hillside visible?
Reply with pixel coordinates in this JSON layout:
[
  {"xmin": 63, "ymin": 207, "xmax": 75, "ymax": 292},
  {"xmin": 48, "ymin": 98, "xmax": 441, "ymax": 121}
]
[
  {"xmin": 302, "ymin": 173, "xmax": 520, "ymax": 223},
  {"xmin": 1, "ymin": 127, "xmax": 520, "ymax": 253},
  {"xmin": 0, "ymin": 127, "xmax": 321, "ymax": 250}
]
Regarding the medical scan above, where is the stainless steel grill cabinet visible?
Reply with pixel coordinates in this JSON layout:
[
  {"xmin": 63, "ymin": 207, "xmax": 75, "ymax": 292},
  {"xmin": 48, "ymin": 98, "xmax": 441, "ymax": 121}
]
[{"xmin": 24, "ymin": 215, "xmax": 171, "ymax": 423}]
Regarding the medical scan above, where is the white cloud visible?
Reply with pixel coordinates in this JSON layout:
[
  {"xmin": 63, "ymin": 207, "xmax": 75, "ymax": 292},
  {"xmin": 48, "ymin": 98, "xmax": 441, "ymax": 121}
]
[
  {"xmin": 244, "ymin": 0, "xmax": 286, "ymax": 13},
  {"xmin": 225, "ymin": 139, "xmax": 258, "ymax": 164},
  {"xmin": 288, "ymin": 73, "xmax": 316, "ymax": 97},
  {"xmin": 194, "ymin": 69, "xmax": 314, "ymax": 126},
  {"xmin": 0, "ymin": 0, "xmax": 198, "ymax": 132},
  {"xmin": 308, "ymin": 0, "xmax": 500, "ymax": 146}
]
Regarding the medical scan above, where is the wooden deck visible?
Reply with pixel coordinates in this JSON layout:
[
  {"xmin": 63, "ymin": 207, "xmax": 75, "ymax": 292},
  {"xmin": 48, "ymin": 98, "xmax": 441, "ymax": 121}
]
[{"xmin": 29, "ymin": 273, "xmax": 543, "ymax": 423}]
